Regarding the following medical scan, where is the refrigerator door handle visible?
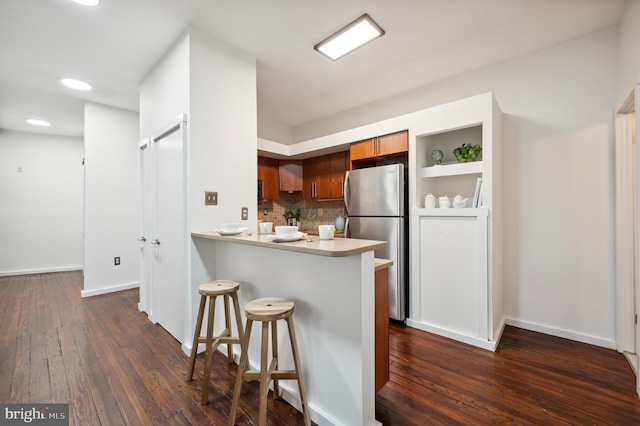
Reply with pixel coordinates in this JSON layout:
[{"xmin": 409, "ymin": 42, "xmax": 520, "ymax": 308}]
[
  {"xmin": 344, "ymin": 172, "xmax": 350, "ymax": 209},
  {"xmin": 344, "ymin": 217, "xmax": 350, "ymax": 237}
]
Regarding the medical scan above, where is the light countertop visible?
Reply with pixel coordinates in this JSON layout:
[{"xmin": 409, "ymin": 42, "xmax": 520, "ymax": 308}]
[
  {"xmin": 191, "ymin": 230, "xmax": 386, "ymax": 257},
  {"xmin": 374, "ymin": 258, "xmax": 393, "ymax": 271}
]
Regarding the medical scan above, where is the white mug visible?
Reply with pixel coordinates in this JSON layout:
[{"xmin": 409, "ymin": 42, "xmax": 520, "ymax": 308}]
[
  {"xmin": 259, "ymin": 222, "xmax": 273, "ymax": 234},
  {"xmin": 318, "ymin": 225, "xmax": 335, "ymax": 240}
]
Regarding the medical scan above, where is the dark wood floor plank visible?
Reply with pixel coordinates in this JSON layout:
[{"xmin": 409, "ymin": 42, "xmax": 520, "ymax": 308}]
[
  {"xmin": 8, "ymin": 334, "xmax": 31, "ymax": 403},
  {"xmin": 2, "ymin": 271, "xmax": 640, "ymax": 426},
  {"xmin": 45, "ymin": 327, "xmax": 71, "ymax": 403}
]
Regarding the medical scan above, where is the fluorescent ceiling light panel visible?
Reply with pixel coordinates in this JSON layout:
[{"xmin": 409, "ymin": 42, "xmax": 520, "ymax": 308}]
[
  {"xmin": 314, "ymin": 14, "xmax": 385, "ymax": 61},
  {"xmin": 61, "ymin": 78, "xmax": 92, "ymax": 91},
  {"xmin": 26, "ymin": 119, "xmax": 51, "ymax": 127},
  {"xmin": 71, "ymin": 0, "xmax": 100, "ymax": 6}
]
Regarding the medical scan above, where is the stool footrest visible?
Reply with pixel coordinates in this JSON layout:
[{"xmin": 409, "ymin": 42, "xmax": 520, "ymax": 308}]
[{"xmin": 243, "ymin": 370, "xmax": 299, "ymax": 381}]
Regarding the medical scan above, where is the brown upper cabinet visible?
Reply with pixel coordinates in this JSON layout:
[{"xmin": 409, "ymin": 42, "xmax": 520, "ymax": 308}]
[
  {"xmin": 279, "ymin": 160, "xmax": 303, "ymax": 192},
  {"xmin": 350, "ymin": 130, "xmax": 408, "ymax": 164},
  {"xmin": 257, "ymin": 156, "xmax": 279, "ymax": 201},
  {"xmin": 303, "ymin": 151, "xmax": 350, "ymax": 200}
]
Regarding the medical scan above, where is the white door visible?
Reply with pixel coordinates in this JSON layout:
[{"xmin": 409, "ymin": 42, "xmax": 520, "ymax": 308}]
[
  {"xmin": 138, "ymin": 138, "xmax": 152, "ymax": 317},
  {"xmin": 149, "ymin": 115, "xmax": 188, "ymax": 343}
]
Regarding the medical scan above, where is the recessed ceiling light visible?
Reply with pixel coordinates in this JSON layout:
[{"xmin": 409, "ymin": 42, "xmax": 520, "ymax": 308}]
[
  {"xmin": 26, "ymin": 119, "xmax": 51, "ymax": 127},
  {"xmin": 314, "ymin": 14, "xmax": 385, "ymax": 61},
  {"xmin": 71, "ymin": 0, "xmax": 100, "ymax": 6},
  {"xmin": 61, "ymin": 78, "xmax": 92, "ymax": 91}
]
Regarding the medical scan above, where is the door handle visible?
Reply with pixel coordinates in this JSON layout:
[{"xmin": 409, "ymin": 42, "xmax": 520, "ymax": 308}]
[
  {"xmin": 344, "ymin": 173, "xmax": 350, "ymax": 206},
  {"xmin": 137, "ymin": 236, "xmax": 146, "ymax": 242},
  {"xmin": 151, "ymin": 239, "xmax": 160, "ymax": 246}
]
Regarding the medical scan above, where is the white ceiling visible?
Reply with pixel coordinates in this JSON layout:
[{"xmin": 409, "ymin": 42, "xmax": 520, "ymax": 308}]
[{"xmin": 0, "ymin": 0, "xmax": 628, "ymax": 140}]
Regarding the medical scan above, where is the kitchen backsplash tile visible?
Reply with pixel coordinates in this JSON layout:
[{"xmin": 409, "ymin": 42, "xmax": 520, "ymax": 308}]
[{"xmin": 259, "ymin": 192, "xmax": 345, "ymax": 231}]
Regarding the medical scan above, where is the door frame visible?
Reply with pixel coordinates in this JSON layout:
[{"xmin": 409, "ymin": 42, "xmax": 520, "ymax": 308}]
[
  {"xmin": 138, "ymin": 137, "xmax": 152, "ymax": 317},
  {"xmin": 615, "ymin": 90, "xmax": 636, "ymax": 355}
]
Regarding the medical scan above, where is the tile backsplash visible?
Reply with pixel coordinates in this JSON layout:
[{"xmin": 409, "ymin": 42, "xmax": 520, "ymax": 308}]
[{"xmin": 258, "ymin": 192, "xmax": 345, "ymax": 231}]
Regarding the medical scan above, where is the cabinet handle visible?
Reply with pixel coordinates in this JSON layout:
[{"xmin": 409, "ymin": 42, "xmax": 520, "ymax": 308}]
[
  {"xmin": 137, "ymin": 236, "xmax": 146, "ymax": 242},
  {"xmin": 151, "ymin": 239, "xmax": 160, "ymax": 246}
]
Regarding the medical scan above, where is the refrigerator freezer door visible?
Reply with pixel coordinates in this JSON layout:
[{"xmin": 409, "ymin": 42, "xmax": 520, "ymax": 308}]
[
  {"xmin": 345, "ymin": 164, "xmax": 404, "ymax": 217},
  {"xmin": 348, "ymin": 216, "xmax": 406, "ymax": 321}
]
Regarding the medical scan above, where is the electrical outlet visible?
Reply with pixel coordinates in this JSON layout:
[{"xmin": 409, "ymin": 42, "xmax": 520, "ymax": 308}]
[
  {"xmin": 205, "ymin": 191, "xmax": 218, "ymax": 206},
  {"xmin": 241, "ymin": 207, "xmax": 248, "ymax": 220},
  {"xmin": 317, "ymin": 208, "xmax": 323, "ymax": 216},
  {"xmin": 114, "ymin": 257, "xmax": 120, "ymax": 266}
]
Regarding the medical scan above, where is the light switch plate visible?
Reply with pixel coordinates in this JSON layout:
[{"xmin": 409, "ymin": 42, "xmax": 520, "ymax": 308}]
[
  {"xmin": 205, "ymin": 191, "xmax": 218, "ymax": 206},
  {"xmin": 241, "ymin": 207, "xmax": 248, "ymax": 220}
]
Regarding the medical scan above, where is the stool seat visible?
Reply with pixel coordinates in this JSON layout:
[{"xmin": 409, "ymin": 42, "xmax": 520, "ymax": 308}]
[
  {"xmin": 245, "ymin": 297, "xmax": 294, "ymax": 321},
  {"xmin": 187, "ymin": 280, "xmax": 243, "ymax": 405},
  {"xmin": 199, "ymin": 280, "xmax": 239, "ymax": 296}
]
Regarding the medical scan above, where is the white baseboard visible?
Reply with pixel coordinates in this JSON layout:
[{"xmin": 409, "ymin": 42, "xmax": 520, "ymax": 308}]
[
  {"xmin": 81, "ymin": 281, "xmax": 139, "ymax": 298},
  {"xmin": 406, "ymin": 319, "xmax": 500, "ymax": 351},
  {"xmin": 505, "ymin": 318, "xmax": 617, "ymax": 350},
  {"xmin": 0, "ymin": 265, "xmax": 83, "ymax": 277}
]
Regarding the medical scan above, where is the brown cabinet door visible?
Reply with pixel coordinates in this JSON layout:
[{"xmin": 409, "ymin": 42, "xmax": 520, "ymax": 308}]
[
  {"xmin": 377, "ymin": 130, "xmax": 408, "ymax": 157},
  {"xmin": 279, "ymin": 160, "xmax": 302, "ymax": 192},
  {"xmin": 302, "ymin": 157, "xmax": 320, "ymax": 200},
  {"xmin": 350, "ymin": 138, "xmax": 376, "ymax": 161},
  {"xmin": 303, "ymin": 152, "xmax": 349, "ymax": 199},
  {"xmin": 326, "ymin": 151, "xmax": 348, "ymax": 199},
  {"xmin": 257, "ymin": 156, "xmax": 279, "ymax": 200}
]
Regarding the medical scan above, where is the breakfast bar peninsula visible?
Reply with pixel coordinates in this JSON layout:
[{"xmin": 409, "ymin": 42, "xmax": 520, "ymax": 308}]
[{"xmin": 190, "ymin": 230, "xmax": 386, "ymax": 426}]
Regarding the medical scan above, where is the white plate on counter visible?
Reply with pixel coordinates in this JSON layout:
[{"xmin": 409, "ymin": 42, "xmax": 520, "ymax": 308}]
[
  {"xmin": 215, "ymin": 227, "xmax": 248, "ymax": 236},
  {"xmin": 265, "ymin": 232, "xmax": 307, "ymax": 243}
]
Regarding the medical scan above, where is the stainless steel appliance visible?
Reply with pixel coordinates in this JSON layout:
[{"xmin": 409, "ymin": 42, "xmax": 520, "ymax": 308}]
[{"xmin": 344, "ymin": 163, "xmax": 408, "ymax": 322}]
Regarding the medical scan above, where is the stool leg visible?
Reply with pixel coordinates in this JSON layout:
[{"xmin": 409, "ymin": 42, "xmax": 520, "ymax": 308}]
[
  {"xmin": 201, "ymin": 295, "xmax": 217, "ymax": 405},
  {"xmin": 224, "ymin": 294, "xmax": 233, "ymax": 362},
  {"xmin": 229, "ymin": 318, "xmax": 253, "ymax": 426},
  {"xmin": 187, "ymin": 295, "xmax": 207, "ymax": 381},
  {"xmin": 271, "ymin": 320, "xmax": 279, "ymax": 399},
  {"xmin": 258, "ymin": 321, "xmax": 270, "ymax": 426},
  {"xmin": 286, "ymin": 316, "xmax": 311, "ymax": 426},
  {"xmin": 231, "ymin": 291, "xmax": 244, "ymax": 350}
]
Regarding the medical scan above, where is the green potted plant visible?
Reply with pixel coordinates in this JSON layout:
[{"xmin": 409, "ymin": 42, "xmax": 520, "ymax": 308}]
[{"xmin": 283, "ymin": 208, "xmax": 300, "ymax": 226}]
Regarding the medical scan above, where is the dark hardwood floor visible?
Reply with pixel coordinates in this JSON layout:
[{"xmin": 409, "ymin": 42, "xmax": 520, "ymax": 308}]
[{"xmin": 1, "ymin": 271, "xmax": 639, "ymax": 425}]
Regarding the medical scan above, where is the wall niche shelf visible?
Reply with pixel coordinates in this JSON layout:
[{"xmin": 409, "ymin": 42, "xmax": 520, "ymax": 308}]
[
  {"xmin": 408, "ymin": 92, "xmax": 503, "ymax": 352},
  {"xmin": 413, "ymin": 207, "xmax": 488, "ymax": 218},
  {"xmin": 420, "ymin": 161, "xmax": 483, "ymax": 178}
]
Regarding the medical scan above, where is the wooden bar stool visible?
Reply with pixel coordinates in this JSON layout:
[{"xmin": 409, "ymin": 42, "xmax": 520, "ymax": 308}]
[
  {"xmin": 187, "ymin": 280, "xmax": 244, "ymax": 405},
  {"xmin": 229, "ymin": 297, "xmax": 310, "ymax": 426}
]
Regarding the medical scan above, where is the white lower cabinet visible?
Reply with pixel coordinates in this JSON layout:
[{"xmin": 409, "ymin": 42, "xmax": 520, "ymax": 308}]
[{"xmin": 407, "ymin": 210, "xmax": 494, "ymax": 348}]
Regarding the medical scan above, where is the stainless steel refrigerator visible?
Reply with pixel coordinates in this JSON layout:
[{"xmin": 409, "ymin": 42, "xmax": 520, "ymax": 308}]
[{"xmin": 344, "ymin": 163, "xmax": 407, "ymax": 322}]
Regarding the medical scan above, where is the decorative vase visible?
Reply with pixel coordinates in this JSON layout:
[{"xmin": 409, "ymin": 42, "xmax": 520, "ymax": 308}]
[
  {"xmin": 431, "ymin": 149, "xmax": 444, "ymax": 165},
  {"xmin": 335, "ymin": 215, "xmax": 345, "ymax": 232}
]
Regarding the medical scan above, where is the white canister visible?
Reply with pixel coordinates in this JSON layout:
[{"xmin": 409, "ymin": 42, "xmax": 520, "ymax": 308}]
[
  {"xmin": 424, "ymin": 193, "xmax": 436, "ymax": 209},
  {"xmin": 439, "ymin": 196, "xmax": 451, "ymax": 208}
]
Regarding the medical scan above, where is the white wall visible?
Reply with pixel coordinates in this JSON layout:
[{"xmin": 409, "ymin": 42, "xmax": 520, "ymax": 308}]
[
  {"xmin": 617, "ymin": 0, "xmax": 640, "ymax": 101},
  {"xmin": 274, "ymin": 27, "xmax": 620, "ymax": 348},
  {"xmin": 139, "ymin": 32, "xmax": 190, "ymax": 139},
  {"xmin": 0, "ymin": 130, "xmax": 83, "ymax": 275},
  {"xmin": 83, "ymin": 103, "xmax": 140, "ymax": 296},
  {"xmin": 189, "ymin": 28, "xmax": 257, "ymax": 231}
]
